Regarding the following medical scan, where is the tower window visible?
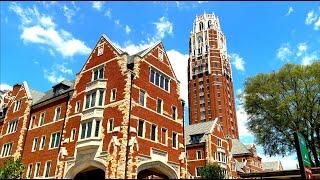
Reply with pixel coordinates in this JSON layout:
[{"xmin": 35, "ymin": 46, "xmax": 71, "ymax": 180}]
[
  {"xmin": 199, "ymin": 22, "xmax": 204, "ymax": 31},
  {"xmin": 208, "ymin": 20, "xmax": 212, "ymax": 28}
]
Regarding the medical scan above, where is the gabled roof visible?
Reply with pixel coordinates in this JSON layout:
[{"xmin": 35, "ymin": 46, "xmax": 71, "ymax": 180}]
[
  {"xmin": 102, "ymin": 34, "xmax": 124, "ymax": 54},
  {"xmin": 184, "ymin": 120, "xmax": 217, "ymax": 145},
  {"xmin": 262, "ymin": 161, "xmax": 282, "ymax": 171},
  {"xmin": 231, "ymin": 139, "xmax": 251, "ymax": 155}
]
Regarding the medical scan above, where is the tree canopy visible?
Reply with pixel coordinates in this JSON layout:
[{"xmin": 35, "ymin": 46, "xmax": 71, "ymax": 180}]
[
  {"xmin": 0, "ymin": 158, "xmax": 25, "ymax": 179},
  {"xmin": 199, "ymin": 163, "xmax": 225, "ymax": 179},
  {"xmin": 243, "ymin": 61, "xmax": 320, "ymax": 166}
]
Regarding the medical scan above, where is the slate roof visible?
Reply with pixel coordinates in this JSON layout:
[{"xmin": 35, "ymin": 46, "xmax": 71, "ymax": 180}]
[
  {"xmin": 262, "ymin": 161, "xmax": 281, "ymax": 171},
  {"xmin": 184, "ymin": 121, "xmax": 214, "ymax": 145},
  {"xmin": 235, "ymin": 160, "xmax": 245, "ymax": 173},
  {"xmin": 29, "ymin": 89, "xmax": 45, "ymax": 105},
  {"xmin": 231, "ymin": 139, "xmax": 251, "ymax": 155}
]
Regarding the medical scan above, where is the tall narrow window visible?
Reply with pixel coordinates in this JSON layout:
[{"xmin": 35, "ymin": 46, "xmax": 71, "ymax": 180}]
[
  {"xmin": 70, "ymin": 128, "xmax": 76, "ymax": 141},
  {"xmin": 39, "ymin": 136, "xmax": 46, "ymax": 150},
  {"xmin": 161, "ymin": 128, "xmax": 167, "ymax": 145},
  {"xmin": 50, "ymin": 132, "xmax": 61, "ymax": 149},
  {"xmin": 157, "ymin": 99, "xmax": 163, "ymax": 114},
  {"xmin": 93, "ymin": 67, "xmax": 104, "ymax": 81},
  {"xmin": 151, "ymin": 124, "xmax": 157, "ymax": 141},
  {"xmin": 98, "ymin": 89, "xmax": 104, "ymax": 106},
  {"xmin": 53, "ymin": 107, "xmax": 61, "ymax": 121},
  {"xmin": 196, "ymin": 167, "xmax": 203, "ymax": 177},
  {"xmin": 196, "ymin": 150, "xmax": 202, "ymax": 159},
  {"xmin": 110, "ymin": 89, "xmax": 117, "ymax": 102},
  {"xmin": 155, "ymin": 72, "xmax": 160, "ymax": 86},
  {"xmin": 7, "ymin": 120, "xmax": 18, "ymax": 134},
  {"xmin": 139, "ymin": 90, "xmax": 146, "ymax": 106},
  {"xmin": 94, "ymin": 120, "xmax": 100, "ymax": 137},
  {"xmin": 172, "ymin": 132, "xmax": 178, "ymax": 148},
  {"xmin": 26, "ymin": 164, "xmax": 33, "ymax": 178},
  {"xmin": 1, "ymin": 143, "xmax": 12, "ymax": 157},
  {"xmin": 13, "ymin": 100, "xmax": 21, "ymax": 112},
  {"xmin": 150, "ymin": 69, "xmax": 155, "ymax": 83},
  {"xmin": 160, "ymin": 76, "xmax": 164, "ymax": 88},
  {"xmin": 29, "ymin": 115, "xmax": 35, "ymax": 129},
  {"xmin": 91, "ymin": 92, "xmax": 96, "ymax": 107},
  {"xmin": 39, "ymin": 112, "xmax": 45, "ymax": 126},
  {"xmin": 137, "ymin": 120, "xmax": 144, "ymax": 137},
  {"xmin": 75, "ymin": 101, "xmax": 80, "ymax": 113},
  {"xmin": 149, "ymin": 68, "xmax": 170, "ymax": 92},
  {"xmin": 44, "ymin": 161, "xmax": 51, "ymax": 178},
  {"xmin": 85, "ymin": 91, "xmax": 97, "ymax": 109},
  {"xmin": 80, "ymin": 121, "xmax": 92, "ymax": 139},
  {"xmin": 199, "ymin": 22, "xmax": 204, "ymax": 31},
  {"xmin": 172, "ymin": 106, "xmax": 177, "ymax": 120},
  {"xmin": 164, "ymin": 79, "xmax": 169, "ymax": 91},
  {"xmin": 34, "ymin": 163, "xmax": 40, "ymax": 178},
  {"xmin": 32, "ymin": 137, "xmax": 38, "ymax": 152},
  {"xmin": 108, "ymin": 118, "xmax": 114, "ymax": 133}
]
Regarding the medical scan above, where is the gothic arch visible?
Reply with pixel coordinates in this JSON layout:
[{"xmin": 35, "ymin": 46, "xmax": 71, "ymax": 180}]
[
  {"xmin": 64, "ymin": 159, "xmax": 107, "ymax": 179},
  {"xmin": 137, "ymin": 160, "xmax": 179, "ymax": 179}
]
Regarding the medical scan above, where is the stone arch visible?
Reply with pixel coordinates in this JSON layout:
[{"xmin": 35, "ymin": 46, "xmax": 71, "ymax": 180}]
[
  {"xmin": 64, "ymin": 159, "xmax": 107, "ymax": 179},
  {"xmin": 137, "ymin": 160, "xmax": 179, "ymax": 179}
]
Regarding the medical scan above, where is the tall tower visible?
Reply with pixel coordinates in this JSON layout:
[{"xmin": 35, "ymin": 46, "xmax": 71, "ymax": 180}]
[{"xmin": 188, "ymin": 13, "xmax": 239, "ymax": 139}]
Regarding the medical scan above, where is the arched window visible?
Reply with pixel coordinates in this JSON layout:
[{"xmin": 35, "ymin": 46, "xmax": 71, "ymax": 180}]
[
  {"xmin": 208, "ymin": 20, "xmax": 212, "ymax": 28},
  {"xmin": 199, "ymin": 22, "xmax": 204, "ymax": 31}
]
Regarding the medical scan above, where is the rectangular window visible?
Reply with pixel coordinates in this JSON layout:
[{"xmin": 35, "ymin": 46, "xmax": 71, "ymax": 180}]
[
  {"xmin": 137, "ymin": 120, "xmax": 145, "ymax": 137},
  {"xmin": 85, "ymin": 91, "xmax": 97, "ymax": 109},
  {"xmin": 29, "ymin": 115, "xmax": 35, "ymax": 129},
  {"xmin": 155, "ymin": 72, "xmax": 160, "ymax": 86},
  {"xmin": 196, "ymin": 150, "xmax": 202, "ymax": 159},
  {"xmin": 161, "ymin": 128, "xmax": 167, "ymax": 145},
  {"xmin": 97, "ymin": 44, "xmax": 104, "ymax": 56},
  {"xmin": 150, "ymin": 69, "xmax": 155, "ymax": 83},
  {"xmin": 44, "ymin": 161, "xmax": 51, "ymax": 177},
  {"xmin": 139, "ymin": 90, "xmax": 146, "ymax": 107},
  {"xmin": 93, "ymin": 67, "xmax": 104, "ymax": 81},
  {"xmin": 39, "ymin": 112, "xmax": 45, "ymax": 126},
  {"xmin": 157, "ymin": 99, "xmax": 163, "ymax": 114},
  {"xmin": 7, "ymin": 120, "xmax": 18, "ymax": 134},
  {"xmin": 164, "ymin": 79, "xmax": 169, "ymax": 91},
  {"xmin": 160, "ymin": 76, "xmax": 164, "ymax": 88},
  {"xmin": 26, "ymin": 164, "xmax": 33, "ymax": 178},
  {"xmin": 110, "ymin": 88, "xmax": 117, "ymax": 102},
  {"xmin": 81, "ymin": 121, "xmax": 92, "ymax": 139},
  {"xmin": 172, "ymin": 106, "xmax": 177, "ymax": 120},
  {"xmin": 53, "ymin": 107, "xmax": 61, "ymax": 121},
  {"xmin": 98, "ymin": 89, "xmax": 104, "ymax": 106},
  {"xmin": 1, "ymin": 143, "xmax": 12, "ymax": 157},
  {"xmin": 172, "ymin": 132, "xmax": 178, "ymax": 149},
  {"xmin": 34, "ymin": 162, "xmax": 40, "ymax": 178},
  {"xmin": 94, "ymin": 120, "xmax": 100, "ymax": 137},
  {"xmin": 75, "ymin": 101, "xmax": 80, "ymax": 113},
  {"xmin": 50, "ymin": 132, "xmax": 61, "ymax": 149},
  {"xmin": 32, "ymin": 137, "xmax": 38, "ymax": 152},
  {"xmin": 151, "ymin": 124, "xmax": 157, "ymax": 141},
  {"xmin": 14, "ymin": 100, "xmax": 21, "ymax": 112},
  {"xmin": 40, "ymin": 136, "xmax": 46, "ymax": 150},
  {"xmin": 196, "ymin": 167, "xmax": 203, "ymax": 177},
  {"xmin": 70, "ymin": 128, "xmax": 76, "ymax": 141},
  {"xmin": 150, "ymin": 68, "xmax": 170, "ymax": 92},
  {"xmin": 108, "ymin": 118, "xmax": 114, "ymax": 133}
]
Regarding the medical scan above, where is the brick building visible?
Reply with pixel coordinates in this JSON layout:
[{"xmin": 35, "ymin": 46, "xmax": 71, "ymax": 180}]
[{"xmin": 0, "ymin": 35, "xmax": 187, "ymax": 179}]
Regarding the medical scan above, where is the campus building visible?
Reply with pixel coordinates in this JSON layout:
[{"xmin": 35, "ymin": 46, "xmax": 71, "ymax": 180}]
[{"xmin": 0, "ymin": 35, "xmax": 187, "ymax": 179}]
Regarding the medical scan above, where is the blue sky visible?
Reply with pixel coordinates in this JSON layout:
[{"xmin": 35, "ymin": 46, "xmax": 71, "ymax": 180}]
[{"xmin": 1, "ymin": 1, "xmax": 320, "ymax": 170}]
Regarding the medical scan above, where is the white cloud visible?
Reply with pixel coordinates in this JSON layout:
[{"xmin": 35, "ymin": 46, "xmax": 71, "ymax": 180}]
[
  {"xmin": 296, "ymin": 43, "xmax": 308, "ymax": 57},
  {"xmin": 55, "ymin": 64, "xmax": 73, "ymax": 75},
  {"xmin": 33, "ymin": 60, "xmax": 39, "ymax": 64},
  {"xmin": 314, "ymin": 17, "xmax": 320, "ymax": 30},
  {"xmin": 153, "ymin": 16, "xmax": 173, "ymax": 39},
  {"xmin": 285, "ymin": 7, "xmax": 294, "ymax": 16},
  {"xmin": 44, "ymin": 69, "xmax": 65, "ymax": 84},
  {"xmin": 104, "ymin": 8, "xmax": 112, "ymax": 19},
  {"xmin": 10, "ymin": 3, "xmax": 91, "ymax": 57},
  {"xmin": 167, "ymin": 50, "xmax": 189, "ymax": 102},
  {"xmin": 125, "ymin": 25, "xmax": 131, "ymax": 34},
  {"xmin": 235, "ymin": 89, "xmax": 252, "ymax": 137},
  {"xmin": 62, "ymin": 5, "xmax": 76, "ymax": 23},
  {"xmin": 276, "ymin": 43, "xmax": 292, "ymax": 61},
  {"xmin": 305, "ymin": 10, "xmax": 317, "ymax": 25},
  {"xmin": 229, "ymin": 53, "xmax": 245, "ymax": 71},
  {"xmin": 197, "ymin": 1, "xmax": 209, "ymax": 4},
  {"xmin": 301, "ymin": 52, "xmax": 319, "ymax": 65},
  {"xmin": 0, "ymin": 83, "xmax": 12, "ymax": 91},
  {"xmin": 114, "ymin": 19, "xmax": 120, "ymax": 25},
  {"xmin": 92, "ymin": 1, "xmax": 105, "ymax": 11}
]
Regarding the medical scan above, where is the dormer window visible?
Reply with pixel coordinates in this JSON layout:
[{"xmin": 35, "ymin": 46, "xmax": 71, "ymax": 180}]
[
  {"xmin": 93, "ymin": 67, "xmax": 104, "ymax": 81},
  {"xmin": 190, "ymin": 134, "xmax": 204, "ymax": 144},
  {"xmin": 97, "ymin": 44, "xmax": 104, "ymax": 56}
]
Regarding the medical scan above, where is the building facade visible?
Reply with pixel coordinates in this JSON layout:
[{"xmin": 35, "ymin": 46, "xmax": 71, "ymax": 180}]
[{"xmin": 0, "ymin": 35, "xmax": 187, "ymax": 179}]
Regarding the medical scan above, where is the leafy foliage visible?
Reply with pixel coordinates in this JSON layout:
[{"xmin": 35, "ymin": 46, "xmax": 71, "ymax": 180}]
[
  {"xmin": 199, "ymin": 163, "xmax": 225, "ymax": 179},
  {"xmin": 0, "ymin": 158, "xmax": 25, "ymax": 179},
  {"xmin": 242, "ymin": 61, "xmax": 320, "ymax": 166}
]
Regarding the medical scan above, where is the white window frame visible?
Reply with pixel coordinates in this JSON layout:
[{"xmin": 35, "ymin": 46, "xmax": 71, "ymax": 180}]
[
  {"xmin": 53, "ymin": 106, "xmax": 61, "ymax": 122},
  {"xmin": 29, "ymin": 115, "xmax": 36, "ymax": 129},
  {"xmin": 75, "ymin": 101, "xmax": 80, "ymax": 113},
  {"xmin": 110, "ymin": 88, "xmax": 117, "ymax": 102},
  {"xmin": 97, "ymin": 44, "xmax": 104, "ymax": 56},
  {"xmin": 13, "ymin": 100, "xmax": 21, "ymax": 112},
  {"xmin": 32, "ymin": 137, "xmax": 38, "ymax": 152},
  {"xmin": 139, "ymin": 89, "xmax": 146, "ymax": 107},
  {"xmin": 6, "ymin": 119, "xmax": 18, "ymax": 134},
  {"xmin": 196, "ymin": 150, "xmax": 202, "ymax": 160},
  {"xmin": 172, "ymin": 105, "xmax": 177, "ymax": 120},
  {"xmin": 34, "ymin": 162, "xmax": 41, "ymax": 178},
  {"xmin": 107, "ymin": 118, "xmax": 114, "ymax": 133},
  {"xmin": 49, "ymin": 132, "xmax": 61, "ymax": 149},
  {"xmin": 92, "ymin": 66, "xmax": 104, "ymax": 81},
  {"xmin": 26, "ymin": 163, "xmax": 33, "ymax": 179},
  {"xmin": 39, "ymin": 112, "xmax": 45, "ymax": 126},
  {"xmin": 79, "ymin": 119, "xmax": 101, "ymax": 140},
  {"xmin": 39, "ymin": 135, "xmax": 46, "ymax": 150},
  {"xmin": 137, "ymin": 119, "xmax": 145, "ymax": 138},
  {"xmin": 149, "ymin": 68, "xmax": 170, "ymax": 92},
  {"xmin": 43, "ymin": 161, "xmax": 51, "ymax": 178},
  {"xmin": 150, "ymin": 124, "xmax": 158, "ymax": 142},
  {"xmin": 157, "ymin": 98, "xmax": 163, "ymax": 114},
  {"xmin": 70, "ymin": 128, "xmax": 76, "ymax": 142},
  {"xmin": 161, "ymin": 128, "xmax": 168, "ymax": 146},
  {"xmin": 172, "ymin": 132, "xmax": 178, "ymax": 149},
  {"xmin": 1, "ymin": 142, "xmax": 12, "ymax": 157},
  {"xmin": 218, "ymin": 138, "xmax": 222, "ymax": 147}
]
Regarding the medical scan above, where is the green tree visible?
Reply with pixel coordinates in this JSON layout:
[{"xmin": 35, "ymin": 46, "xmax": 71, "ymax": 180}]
[
  {"xmin": 242, "ymin": 61, "xmax": 320, "ymax": 166},
  {"xmin": 199, "ymin": 163, "xmax": 225, "ymax": 179},
  {"xmin": 0, "ymin": 158, "xmax": 25, "ymax": 179}
]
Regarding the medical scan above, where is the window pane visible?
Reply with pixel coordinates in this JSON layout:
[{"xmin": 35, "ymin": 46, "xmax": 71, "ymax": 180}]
[
  {"xmin": 87, "ymin": 121, "xmax": 92, "ymax": 138},
  {"xmin": 109, "ymin": 119, "xmax": 113, "ymax": 132},
  {"xmin": 155, "ymin": 72, "xmax": 160, "ymax": 86},
  {"xmin": 50, "ymin": 134, "xmax": 55, "ymax": 148},
  {"xmin": 95, "ymin": 120, "xmax": 100, "ymax": 137},
  {"xmin": 157, "ymin": 99, "xmax": 162, "ymax": 113},
  {"xmin": 138, "ymin": 120, "xmax": 143, "ymax": 137},
  {"xmin": 151, "ymin": 125, "xmax": 156, "ymax": 141},
  {"xmin": 94, "ymin": 70, "xmax": 98, "ymax": 80},
  {"xmin": 173, "ymin": 133, "xmax": 177, "ymax": 148},
  {"xmin": 55, "ymin": 133, "xmax": 60, "ymax": 147},
  {"xmin": 98, "ymin": 90, "xmax": 104, "ymax": 106},
  {"xmin": 172, "ymin": 106, "xmax": 176, "ymax": 120},
  {"xmin": 150, "ymin": 70, "xmax": 155, "ymax": 83},
  {"xmin": 164, "ymin": 79, "xmax": 169, "ymax": 91},
  {"xmin": 81, "ymin": 123, "xmax": 86, "ymax": 139},
  {"xmin": 85, "ymin": 94, "xmax": 90, "ymax": 109},
  {"xmin": 139, "ymin": 90, "xmax": 145, "ymax": 106},
  {"xmin": 91, "ymin": 92, "xmax": 96, "ymax": 107},
  {"xmin": 160, "ymin": 76, "xmax": 164, "ymax": 88},
  {"xmin": 99, "ymin": 68, "xmax": 104, "ymax": 79}
]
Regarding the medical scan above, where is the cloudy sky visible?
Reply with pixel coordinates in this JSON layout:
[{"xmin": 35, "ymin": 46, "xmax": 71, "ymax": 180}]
[{"xmin": 1, "ymin": 1, "xmax": 319, "ymax": 170}]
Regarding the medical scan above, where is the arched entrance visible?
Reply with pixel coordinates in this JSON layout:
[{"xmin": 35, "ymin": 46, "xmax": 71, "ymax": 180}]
[
  {"xmin": 74, "ymin": 167, "xmax": 105, "ymax": 180},
  {"xmin": 137, "ymin": 160, "xmax": 178, "ymax": 179}
]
